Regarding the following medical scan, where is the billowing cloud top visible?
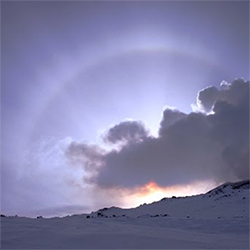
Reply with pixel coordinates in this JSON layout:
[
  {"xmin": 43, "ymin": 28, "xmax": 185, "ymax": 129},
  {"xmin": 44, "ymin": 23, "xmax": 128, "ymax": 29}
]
[
  {"xmin": 66, "ymin": 78, "xmax": 249, "ymax": 189},
  {"xmin": 103, "ymin": 120, "xmax": 149, "ymax": 145},
  {"xmin": 159, "ymin": 107, "xmax": 187, "ymax": 136},
  {"xmin": 197, "ymin": 78, "xmax": 249, "ymax": 112}
]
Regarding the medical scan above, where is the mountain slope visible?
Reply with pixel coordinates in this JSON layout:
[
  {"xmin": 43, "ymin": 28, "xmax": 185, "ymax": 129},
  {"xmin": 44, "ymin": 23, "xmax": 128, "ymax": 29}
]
[{"xmin": 91, "ymin": 180, "xmax": 249, "ymax": 219}]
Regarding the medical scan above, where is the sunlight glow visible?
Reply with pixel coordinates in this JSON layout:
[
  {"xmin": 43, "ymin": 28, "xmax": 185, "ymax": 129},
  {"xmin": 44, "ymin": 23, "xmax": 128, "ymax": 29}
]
[{"xmin": 123, "ymin": 180, "xmax": 218, "ymax": 208}]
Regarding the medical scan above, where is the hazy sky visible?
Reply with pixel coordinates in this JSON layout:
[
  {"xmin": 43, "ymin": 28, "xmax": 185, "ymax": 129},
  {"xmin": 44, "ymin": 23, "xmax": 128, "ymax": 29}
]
[{"xmin": 1, "ymin": 1, "xmax": 249, "ymax": 217}]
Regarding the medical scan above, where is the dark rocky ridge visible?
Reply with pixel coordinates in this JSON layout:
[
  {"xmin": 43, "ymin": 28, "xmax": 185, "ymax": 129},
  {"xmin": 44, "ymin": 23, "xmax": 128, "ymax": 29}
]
[{"xmin": 204, "ymin": 179, "xmax": 249, "ymax": 197}]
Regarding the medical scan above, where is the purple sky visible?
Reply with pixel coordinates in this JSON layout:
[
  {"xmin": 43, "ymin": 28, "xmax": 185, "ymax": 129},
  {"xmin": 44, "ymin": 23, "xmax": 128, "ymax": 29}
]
[{"xmin": 1, "ymin": 1, "xmax": 249, "ymax": 217}]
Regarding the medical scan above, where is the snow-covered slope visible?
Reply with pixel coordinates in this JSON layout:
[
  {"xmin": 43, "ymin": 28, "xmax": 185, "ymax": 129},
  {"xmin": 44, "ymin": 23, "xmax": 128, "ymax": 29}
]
[
  {"xmin": 91, "ymin": 180, "xmax": 249, "ymax": 219},
  {"xmin": 1, "ymin": 180, "xmax": 249, "ymax": 249}
]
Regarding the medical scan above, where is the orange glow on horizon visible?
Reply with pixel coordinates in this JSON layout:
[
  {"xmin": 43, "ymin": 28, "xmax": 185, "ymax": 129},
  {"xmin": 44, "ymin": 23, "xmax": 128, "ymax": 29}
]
[{"xmin": 122, "ymin": 180, "xmax": 217, "ymax": 208}]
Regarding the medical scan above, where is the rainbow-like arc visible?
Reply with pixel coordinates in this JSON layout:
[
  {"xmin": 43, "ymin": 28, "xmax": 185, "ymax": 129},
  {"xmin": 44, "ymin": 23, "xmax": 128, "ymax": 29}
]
[{"xmin": 28, "ymin": 40, "xmax": 230, "ymax": 144}]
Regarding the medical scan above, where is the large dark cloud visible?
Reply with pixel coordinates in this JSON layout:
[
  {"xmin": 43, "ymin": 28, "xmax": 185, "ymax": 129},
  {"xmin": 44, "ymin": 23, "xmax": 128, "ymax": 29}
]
[
  {"xmin": 95, "ymin": 113, "xmax": 222, "ymax": 187},
  {"xmin": 66, "ymin": 78, "xmax": 249, "ymax": 189}
]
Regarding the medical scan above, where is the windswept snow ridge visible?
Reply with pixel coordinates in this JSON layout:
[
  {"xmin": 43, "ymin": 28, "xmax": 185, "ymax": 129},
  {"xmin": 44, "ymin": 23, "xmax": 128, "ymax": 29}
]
[{"xmin": 90, "ymin": 180, "xmax": 249, "ymax": 220}]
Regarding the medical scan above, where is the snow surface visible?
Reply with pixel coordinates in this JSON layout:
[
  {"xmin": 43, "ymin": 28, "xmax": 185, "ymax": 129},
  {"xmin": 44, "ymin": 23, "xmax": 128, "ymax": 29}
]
[{"xmin": 1, "ymin": 180, "xmax": 249, "ymax": 249}]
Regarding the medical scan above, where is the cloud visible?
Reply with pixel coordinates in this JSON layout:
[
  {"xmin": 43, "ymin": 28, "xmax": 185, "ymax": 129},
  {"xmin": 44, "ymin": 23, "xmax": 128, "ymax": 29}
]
[
  {"xmin": 66, "ymin": 78, "xmax": 249, "ymax": 190},
  {"xmin": 159, "ymin": 107, "xmax": 187, "ymax": 136},
  {"xmin": 66, "ymin": 142, "xmax": 104, "ymax": 170},
  {"xmin": 197, "ymin": 78, "xmax": 249, "ymax": 112},
  {"xmin": 197, "ymin": 86, "xmax": 219, "ymax": 112},
  {"xmin": 208, "ymin": 101, "xmax": 249, "ymax": 180},
  {"xmin": 94, "ymin": 112, "xmax": 225, "ymax": 188},
  {"xmin": 102, "ymin": 120, "xmax": 149, "ymax": 145}
]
